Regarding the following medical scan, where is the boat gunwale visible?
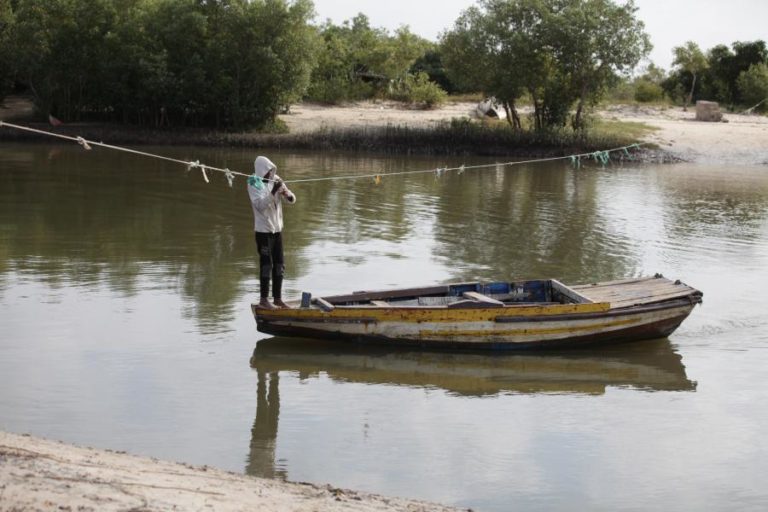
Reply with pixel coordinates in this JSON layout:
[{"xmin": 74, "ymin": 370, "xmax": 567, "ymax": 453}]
[{"xmin": 253, "ymin": 297, "xmax": 698, "ymax": 325}]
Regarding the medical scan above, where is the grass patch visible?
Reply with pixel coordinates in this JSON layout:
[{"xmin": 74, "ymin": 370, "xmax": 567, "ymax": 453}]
[
  {"xmin": 1, "ymin": 116, "xmax": 658, "ymax": 159},
  {"xmin": 250, "ymin": 118, "xmax": 649, "ymax": 157},
  {"xmin": 446, "ymin": 92, "xmax": 484, "ymax": 103},
  {"xmin": 588, "ymin": 117, "xmax": 658, "ymax": 141}
]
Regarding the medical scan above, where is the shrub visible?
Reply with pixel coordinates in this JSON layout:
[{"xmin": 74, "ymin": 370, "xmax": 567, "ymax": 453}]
[
  {"xmin": 737, "ymin": 63, "xmax": 768, "ymax": 112},
  {"xmin": 634, "ymin": 79, "xmax": 664, "ymax": 102},
  {"xmin": 305, "ymin": 77, "xmax": 375, "ymax": 104},
  {"xmin": 389, "ymin": 72, "xmax": 447, "ymax": 108}
]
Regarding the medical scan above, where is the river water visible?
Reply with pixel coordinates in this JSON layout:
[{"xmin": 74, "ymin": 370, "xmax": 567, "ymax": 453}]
[{"xmin": 1, "ymin": 143, "xmax": 767, "ymax": 511}]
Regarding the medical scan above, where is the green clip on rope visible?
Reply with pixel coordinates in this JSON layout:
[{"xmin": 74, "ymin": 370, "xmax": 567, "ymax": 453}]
[
  {"xmin": 592, "ymin": 151, "xmax": 610, "ymax": 166},
  {"xmin": 570, "ymin": 155, "xmax": 581, "ymax": 169},
  {"xmin": 248, "ymin": 174, "xmax": 264, "ymax": 190}
]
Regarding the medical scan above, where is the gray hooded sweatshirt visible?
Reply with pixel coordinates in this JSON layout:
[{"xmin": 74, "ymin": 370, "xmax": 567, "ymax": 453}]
[{"xmin": 247, "ymin": 156, "xmax": 296, "ymax": 233}]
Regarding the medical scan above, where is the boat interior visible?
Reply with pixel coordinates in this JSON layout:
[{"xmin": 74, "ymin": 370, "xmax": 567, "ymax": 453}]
[
  {"xmin": 308, "ymin": 279, "xmax": 593, "ymax": 310},
  {"xmin": 288, "ymin": 276, "xmax": 702, "ymax": 312}
]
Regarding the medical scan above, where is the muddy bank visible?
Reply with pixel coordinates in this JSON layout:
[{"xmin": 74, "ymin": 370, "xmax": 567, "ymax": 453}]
[{"xmin": 0, "ymin": 431, "xmax": 464, "ymax": 512}]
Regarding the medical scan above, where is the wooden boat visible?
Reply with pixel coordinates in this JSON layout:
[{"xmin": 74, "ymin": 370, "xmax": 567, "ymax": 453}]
[
  {"xmin": 476, "ymin": 97, "xmax": 507, "ymax": 120},
  {"xmin": 252, "ymin": 275, "xmax": 703, "ymax": 350}
]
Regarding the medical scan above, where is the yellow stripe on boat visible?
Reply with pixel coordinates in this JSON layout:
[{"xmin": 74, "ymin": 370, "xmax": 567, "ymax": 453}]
[{"xmin": 256, "ymin": 301, "xmax": 611, "ymax": 323}]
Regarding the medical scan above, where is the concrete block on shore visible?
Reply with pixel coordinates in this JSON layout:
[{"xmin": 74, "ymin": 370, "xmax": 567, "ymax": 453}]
[{"xmin": 696, "ymin": 101, "xmax": 723, "ymax": 122}]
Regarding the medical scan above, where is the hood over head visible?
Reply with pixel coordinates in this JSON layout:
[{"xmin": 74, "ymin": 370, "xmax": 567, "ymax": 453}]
[{"xmin": 254, "ymin": 156, "xmax": 276, "ymax": 178}]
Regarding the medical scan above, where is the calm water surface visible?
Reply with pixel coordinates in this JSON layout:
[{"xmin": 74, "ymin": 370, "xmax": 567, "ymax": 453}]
[{"xmin": 1, "ymin": 143, "xmax": 767, "ymax": 511}]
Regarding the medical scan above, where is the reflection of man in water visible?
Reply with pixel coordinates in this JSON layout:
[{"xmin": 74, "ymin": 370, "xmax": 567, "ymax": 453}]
[
  {"xmin": 246, "ymin": 370, "xmax": 285, "ymax": 479},
  {"xmin": 248, "ymin": 156, "xmax": 296, "ymax": 309}
]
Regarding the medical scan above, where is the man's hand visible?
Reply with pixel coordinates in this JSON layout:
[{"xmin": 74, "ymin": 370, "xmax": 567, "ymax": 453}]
[
  {"xmin": 282, "ymin": 187, "xmax": 295, "ymax": 202},
  {"xmin": 271, "ymin": 178, "xmax": 284, "ymax": 195}
]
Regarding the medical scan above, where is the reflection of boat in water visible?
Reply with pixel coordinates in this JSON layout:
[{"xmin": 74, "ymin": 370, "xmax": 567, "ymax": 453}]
[
  {"xmin": 252, "ymin": 276, "xmax": 703, "ymax": 350},
  {"xmin": 249, "ymin": 336, "xmax": 696, "ymax": 396},
  {"xmin": 245, "ymin": 337, "xmax": 695, "ymax": 478}
]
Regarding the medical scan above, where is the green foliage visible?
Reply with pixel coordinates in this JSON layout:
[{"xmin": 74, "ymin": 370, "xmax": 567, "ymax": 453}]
[
  {"xmin": 410, "ymin": 50, "xmax": 457, "ymax": 94},
  {"xmin": 0, "ymin": 0, "xmax": 14, "ymax": 101},
  {"xmin": 11, "ymin": 0, "xmax": 118, "ymax": 120},
  {"xmin": 440, "ymin": 0, "xmax": 650, "ymax": 132},
  {"xmin": 672, "ymin": 41, "xmax": 709, "ymax": 76},
  {"xmin": 389, "ymin": 72, "xmax": 447, "ymax": 108},
  {"xmin": 737, "ymin": 63, "xmax": 768, "ymax": 112},
  {"xmin": 633, "ymin": 66, "xmax": 666, "ymax": 103},
  {"xmin": 672, "ymin": 41, "xmax": 708, "ymax": 109},
  {"xmin": 605, "ymin": 65, "xmax": 667, "ymax": 104},
  {"xmin": 305, "ymin": 14, "xmax": 439, "ymax": 104},
  {"xmin": 712, "ymin": 41, "xmax": 768, "ymax": 105},
  {"xmin": 666, "ymin": 40, "xmax": 767, "ymax": 108},
  {"xmin": 605, "ymin": 79, "xmax": 635, "ymax": 103},
  {"xmin": 633, "ymin": 79, "xmax": 664, "ymax": 103},
  {"xmin": 8, "ymin": 0, "xmax": 317, "ymax": 129}
]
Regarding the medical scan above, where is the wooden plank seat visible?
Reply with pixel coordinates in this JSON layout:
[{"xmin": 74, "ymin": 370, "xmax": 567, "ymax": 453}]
[{"xmin": 462, "ymin": 291, "xmax": 505, "ymax": 306}]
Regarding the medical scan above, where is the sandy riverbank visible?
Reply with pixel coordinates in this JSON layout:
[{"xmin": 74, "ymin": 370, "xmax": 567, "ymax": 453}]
[
  {"xmin": 277, "ymin": 100, "xmax": 768, "ymax": 164},
  {"xmin": 0, "ymin": 431, "xmax": 464, "ymax": 512},
  {"xmin": 599, "ymin": 104, "xmax": 768, "ymax": 165},
  {"xmin": 5, "ymin": 96, "xmax": 767, "ymax": 163}
]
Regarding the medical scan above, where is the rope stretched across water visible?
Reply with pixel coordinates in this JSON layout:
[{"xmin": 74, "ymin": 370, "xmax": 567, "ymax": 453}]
[
  {"xmin": 0, "ymin": 120, "xmax": 249, "ymax": 186},
  {"xmin": 0, "ymin": 120, "xmax": 648, "ymax": 186}
]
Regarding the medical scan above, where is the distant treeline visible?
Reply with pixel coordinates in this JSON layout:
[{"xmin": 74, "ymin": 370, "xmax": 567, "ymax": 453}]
[
  {"xmin": 0, "ymin": 0, "xmax": 317, "ymax": 129},
  {"xmin": 614, "ymin": 40, "xmax": 768, "ymax": 111},
  {"xmin": 1, "ymin": 0, "xmax": 766, "ymax": 132},
  {"xmin": 0, "ymin": 0, "xmax": 449, "ymax": 129}
]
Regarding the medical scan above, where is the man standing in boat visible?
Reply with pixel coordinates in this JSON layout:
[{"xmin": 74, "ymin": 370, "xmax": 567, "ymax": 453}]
[{"xmin": 248, "ymin": 156, "xmax": 296, "ymax": 309}]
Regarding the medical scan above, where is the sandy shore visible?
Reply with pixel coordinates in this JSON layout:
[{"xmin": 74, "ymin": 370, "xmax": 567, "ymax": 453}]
[
  {"xmin": 278, "ymin": 101, "xmax": 768, "ymax": 165},
  {"xmin": 279, "ymin": 101, "xmax": 478, "ymax": 133},
  {"xmin": 599, "ymin": 104, "xmax": 768, "ymax": 165},
  {"xmin": 0, "ymin": 431, "xmax": 464, "ymax": 512}
]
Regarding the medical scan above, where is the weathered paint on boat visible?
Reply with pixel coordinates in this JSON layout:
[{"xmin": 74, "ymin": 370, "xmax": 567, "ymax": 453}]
[{"xmin": 252, "ymin": 276, "xmax": 702, "ymax": 350}]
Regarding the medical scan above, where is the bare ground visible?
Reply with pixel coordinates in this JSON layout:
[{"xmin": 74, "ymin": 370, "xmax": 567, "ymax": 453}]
[
  {"xmin": 279, "ymin": 101, "xmax": 768, "ymax": 165},
  {"xmin": 0, "ymin": 431, "xmax": 464, "ymax": 512},
  {"xmin": 599, "ymin": 104, "xmax": 768, "ymax": 165}
]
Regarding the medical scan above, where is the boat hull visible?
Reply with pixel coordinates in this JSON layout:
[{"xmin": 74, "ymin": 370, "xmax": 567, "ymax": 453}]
[{"xmin": 255, "ymin": 299, "xmax": 697, "ymax": 350}]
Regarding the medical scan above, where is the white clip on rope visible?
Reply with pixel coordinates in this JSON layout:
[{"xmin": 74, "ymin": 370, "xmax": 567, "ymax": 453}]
[
  {"xmin": 224, "ymin": 168, "xmax": 235, "ymax": 187},
  {"xmin": 76, "ymin": 136, "xmax": 92, "ymax": 150},
  {"xmin": 201, "ymin": 166, "xmax": 210, "ymax": 183},
  {"xmin": 187, "ymin": 160, "xmax": 200, "ymax": 174}
]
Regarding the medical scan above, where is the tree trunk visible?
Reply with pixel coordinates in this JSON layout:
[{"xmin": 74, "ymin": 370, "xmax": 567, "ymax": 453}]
[
  {"xmin": 573, "ymin": 83, "xmax": 589, "ymax": 131},
  {"xmin": 503, "ymin": 100, "xmax": 522, "ymax": 131},
  {"xmin": 684, "ymin": 73, "xmax": 697, "ymax": 112},
  {"xmin": 573, "ymin": 98, "xmax": 584, "ymax": 131},
  {"xmin": 530, "ymin": 89, "xmax": 542, "ymax": 131}
]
